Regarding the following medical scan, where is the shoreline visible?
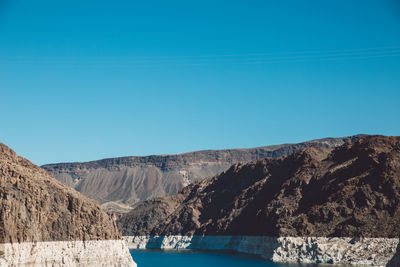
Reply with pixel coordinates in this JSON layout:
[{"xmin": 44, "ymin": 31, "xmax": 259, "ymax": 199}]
[
  {"xmin": 0, "ymin": 240, "xmax": 136, "ymax": 267},
  {"xmin": 124, "ymin": 235, "xmax": 400, "ymax": 266}
]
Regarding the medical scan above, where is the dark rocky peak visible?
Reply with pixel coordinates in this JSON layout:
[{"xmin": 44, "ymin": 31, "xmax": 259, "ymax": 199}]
[
  {"xmin": 330, "ymin": 135, "xmax": 400, "ymax": 161},
  {"xmin": 119, "ymin": 135, "xmax": 400, "ymax": 238}
]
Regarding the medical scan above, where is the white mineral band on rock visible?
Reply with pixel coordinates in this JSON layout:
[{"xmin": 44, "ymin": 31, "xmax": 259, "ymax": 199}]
[
  {"xmin": 0, "ymin": 240, "xmax": 136, "ymax": 267},
  {"xmin": 124, "ymin": 235, "xmax": 400, "ymax": 266}
]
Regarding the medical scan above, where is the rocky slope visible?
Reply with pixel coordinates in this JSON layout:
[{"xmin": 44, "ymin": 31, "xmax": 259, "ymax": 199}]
[
  {"xmin": 119, "ymin": 135, "xmax": 400, "ymax": 238},
  {"xmin": 42, "ymin": 135, "xmax": 361, "ymax": 214},
  {"xmin": 118, "ymin": 135, "xmax": 400, "ymax": 266},
  {"xmin": 0, "ymin": 143, "xmax": 135, "ymax": 266}
]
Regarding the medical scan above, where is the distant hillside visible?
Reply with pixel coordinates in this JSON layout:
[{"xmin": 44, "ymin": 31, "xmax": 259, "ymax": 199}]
[
  {"xmin": 42, "ymin": 135, "xmax": 362, "ymax": 214},
  {"xmin": 118, "ymin": 135, "xmax": 400, "ymax": 238}
]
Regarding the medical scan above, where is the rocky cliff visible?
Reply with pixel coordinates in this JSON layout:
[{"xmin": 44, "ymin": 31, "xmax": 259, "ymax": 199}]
[
  {"xmin": 119, "ymin": 135, "xmax": 400, "ymax": 266},
  {"xmin": 42, "ymin": 135, "xmax": 362, "ymax": 214},
  {"xmin": 119, "ymin": 135, "xmax": 400, "ymax": 237},
  {"xmin": 0, "ymin": 143, "xmax": 135, "ymax": 266}
]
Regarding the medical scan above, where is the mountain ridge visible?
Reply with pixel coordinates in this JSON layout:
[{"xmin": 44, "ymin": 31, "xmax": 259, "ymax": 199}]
[
  {"xmin": 118, "ymin": 135, "xmax": 400, "ymax": 238},
  {"xmin": 42, "ymin": 135, "xmax": 363, "ymax": 214},
  {"xmin": 43, "ymin": 135, "xmax": 365, "ymax": 166}
]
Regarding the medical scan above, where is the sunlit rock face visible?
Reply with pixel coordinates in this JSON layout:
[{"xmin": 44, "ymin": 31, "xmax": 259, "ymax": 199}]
[
  {"xmin": 0, "ymin": 143, "xmax": 136, "ymax": 266},
  {"xmin": 0, "ymin": 240, "xmax": 135, "ymax": 267}
]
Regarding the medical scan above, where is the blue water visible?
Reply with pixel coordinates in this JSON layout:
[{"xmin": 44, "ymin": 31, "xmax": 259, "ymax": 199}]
[{"xmin": 130, "ymin": 250, "xmax": 316, "ymax": 267}]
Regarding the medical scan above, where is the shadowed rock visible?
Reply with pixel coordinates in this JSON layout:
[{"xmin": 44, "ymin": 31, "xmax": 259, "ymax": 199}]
[{"xmin": 387, "ymin": 241, "xmax": 400, "ymax": 266}]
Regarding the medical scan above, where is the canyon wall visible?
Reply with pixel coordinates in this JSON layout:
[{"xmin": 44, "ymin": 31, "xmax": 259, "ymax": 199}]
[
  {"xmin": 120, "ymin": 136, "xmax": 400, "ymax": 266},
  {"xmin": 43, "ymin": 135, "xmax": 361, "ymax": 214},
  {"xmin": 125, "ymin": 235, "xmax": 399, "ymax": 266},
  {"xmin": 0, "ymin": 143, "xmax": 135, "ymax": 266}
]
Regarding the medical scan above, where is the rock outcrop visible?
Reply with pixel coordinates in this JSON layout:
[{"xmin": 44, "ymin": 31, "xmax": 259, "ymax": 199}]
[
  {"xmin": 0, "ymin": 143, "xmax": 135, "ymax": 266},
  {"xmin": 42, "ymin": 135, "xmax": 362, "ymax": 214},
  {"xmin": 119, "ymin": 135, "xmax": 400, "ymax": 265},
  {"xmin": 125, "ymin": 235, "xmax": 399, "ymax": 266}
]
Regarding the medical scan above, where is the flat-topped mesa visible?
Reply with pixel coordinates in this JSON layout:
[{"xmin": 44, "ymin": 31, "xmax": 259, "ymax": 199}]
[
  {"xmin": 119, "ymin": 135, "xmax": 400, "ymax": 266},
  {"xmin": 0, "ymin": 142, "xmax": 135, "ymax": 266},
  {"xmin": 42, "ymin": 135, "xmax": 363, "ymax": 214}
]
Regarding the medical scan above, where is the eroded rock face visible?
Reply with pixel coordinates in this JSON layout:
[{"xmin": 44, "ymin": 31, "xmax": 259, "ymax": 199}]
[
  {"xmin": 42, "ymin": 135, "xmax": 362, "ymax": 214},
  {"xmin": 118, "ymin": 135, "xmax": 400, "ymax": 238},
  {"xmin": 0, "ymin": 142, "xmax": 120, "ymax": 243},
  {"xmin": 124, "ymin": 235, "xmax": 399, "ymax": 266},
  {"xmin": 0, "ymin": 240, "xmax": 135, "ymax": 267}
]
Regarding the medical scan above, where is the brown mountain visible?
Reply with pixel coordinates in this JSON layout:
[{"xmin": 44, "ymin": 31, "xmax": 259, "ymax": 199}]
[
  {"xmin": 0, "ymin": 142, "xmax": 119, "ymax": 243},
  {"xmin": 42, "ymin": 135, "xmax": 362, "ymax": 214},
  {"xmin": 118, "ymin": 135, "xmax": 400, "ymax": 238}
]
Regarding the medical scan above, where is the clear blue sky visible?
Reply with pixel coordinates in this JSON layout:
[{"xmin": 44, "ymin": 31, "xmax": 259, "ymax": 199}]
[{"xmin": 1, "ymin": 0, "xmax": 400, "ymax": 165}]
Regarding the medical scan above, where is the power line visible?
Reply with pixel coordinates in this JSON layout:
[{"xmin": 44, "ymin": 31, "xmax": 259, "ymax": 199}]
[{"xmin": 0, "ymin": 46, "xmax": 400, "ymax": 65}]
